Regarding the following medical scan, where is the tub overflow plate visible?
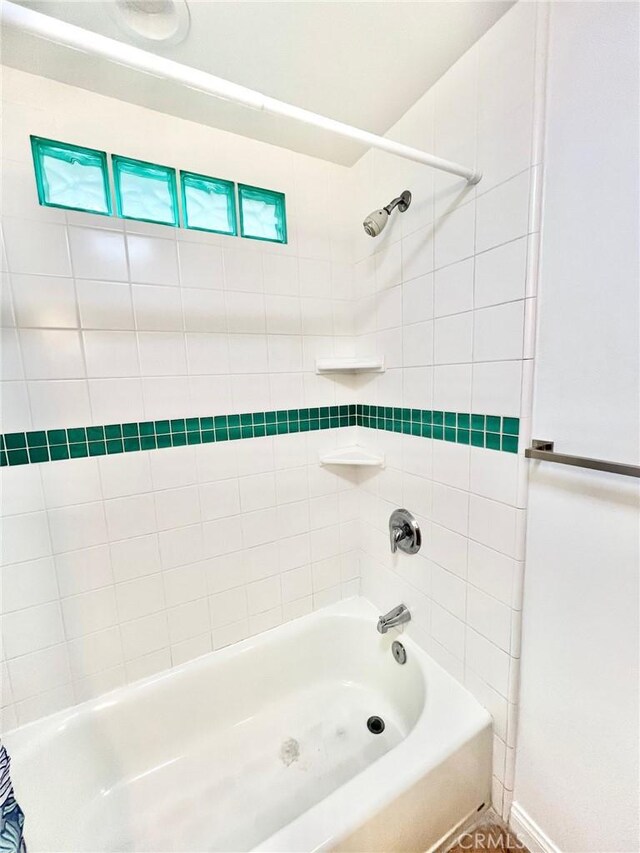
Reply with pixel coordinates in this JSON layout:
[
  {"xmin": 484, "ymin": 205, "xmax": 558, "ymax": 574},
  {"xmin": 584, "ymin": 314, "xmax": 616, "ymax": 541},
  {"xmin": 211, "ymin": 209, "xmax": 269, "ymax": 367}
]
[{"xmin": 392, "ymin": 640, "xmax": 407, "ymax": 664}]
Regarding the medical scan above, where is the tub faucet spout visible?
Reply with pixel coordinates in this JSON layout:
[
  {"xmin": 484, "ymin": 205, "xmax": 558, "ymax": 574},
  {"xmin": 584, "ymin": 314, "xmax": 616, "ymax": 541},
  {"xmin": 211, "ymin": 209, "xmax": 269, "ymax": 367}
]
[{"xmin": 377, "ymin": 604, "xmax": 411, "ymax": 634}]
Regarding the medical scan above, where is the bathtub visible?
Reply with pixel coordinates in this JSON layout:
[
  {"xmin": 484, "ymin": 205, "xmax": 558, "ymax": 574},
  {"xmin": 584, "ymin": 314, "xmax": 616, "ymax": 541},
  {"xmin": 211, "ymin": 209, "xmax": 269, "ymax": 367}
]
[{"xmin": 4, "ymin": 597, "xmax": 492, "ymax": 852}]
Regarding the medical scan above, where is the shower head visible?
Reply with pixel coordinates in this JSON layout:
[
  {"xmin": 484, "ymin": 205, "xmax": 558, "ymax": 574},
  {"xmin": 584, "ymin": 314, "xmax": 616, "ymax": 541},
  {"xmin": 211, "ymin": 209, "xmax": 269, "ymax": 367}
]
[
  {"xmin": 363, "ymin": 190, "xmax": 412, "ymax": 237},
  {"xmin": 363, "ymin": 208, "xmax": 388, "ymax": 238}
]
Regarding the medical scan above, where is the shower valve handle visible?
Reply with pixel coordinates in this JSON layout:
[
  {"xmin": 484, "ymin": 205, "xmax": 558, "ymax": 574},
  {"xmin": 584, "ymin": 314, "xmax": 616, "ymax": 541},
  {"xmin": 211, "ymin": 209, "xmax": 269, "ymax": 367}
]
[
  {"xmin": 390, "ymin": 525, "xmax": 408, "ymax": 553},
  {"xmin": 389, "ymin": 508, "xmax": 421, "ymax": 555}
]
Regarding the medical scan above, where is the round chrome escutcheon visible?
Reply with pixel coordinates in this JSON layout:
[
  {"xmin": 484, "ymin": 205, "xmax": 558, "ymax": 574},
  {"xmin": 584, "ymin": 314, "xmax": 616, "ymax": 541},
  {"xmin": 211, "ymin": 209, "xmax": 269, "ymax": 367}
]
[{"xmin": 392, "ymin": 640, "xmax": 407, "ymax": 665}]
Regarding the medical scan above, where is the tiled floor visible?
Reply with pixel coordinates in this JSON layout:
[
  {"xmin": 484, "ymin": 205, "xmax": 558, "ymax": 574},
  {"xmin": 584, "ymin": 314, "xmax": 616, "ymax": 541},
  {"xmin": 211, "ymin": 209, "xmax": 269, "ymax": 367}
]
[{"xmin": 447, "ymin": 812, "xmax": 529, "ymax": 853}]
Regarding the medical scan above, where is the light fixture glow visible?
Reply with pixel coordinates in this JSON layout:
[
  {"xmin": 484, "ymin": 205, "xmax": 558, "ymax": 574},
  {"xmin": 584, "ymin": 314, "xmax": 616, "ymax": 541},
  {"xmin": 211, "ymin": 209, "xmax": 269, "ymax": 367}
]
[{"xmin": 111, "ymin": 0, "xmax": 190, "ymax": 45}]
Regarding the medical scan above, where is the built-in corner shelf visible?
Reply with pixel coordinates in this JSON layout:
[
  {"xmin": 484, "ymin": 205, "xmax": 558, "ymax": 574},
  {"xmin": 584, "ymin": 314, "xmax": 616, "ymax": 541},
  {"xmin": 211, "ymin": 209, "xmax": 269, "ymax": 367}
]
[
  {"xmin": 315, "ymin": 357, "xmax": 384, "ymax": 374},
  {"xmin": 319, "ymin": 445, "xmax": 384, "ymax": 468}
]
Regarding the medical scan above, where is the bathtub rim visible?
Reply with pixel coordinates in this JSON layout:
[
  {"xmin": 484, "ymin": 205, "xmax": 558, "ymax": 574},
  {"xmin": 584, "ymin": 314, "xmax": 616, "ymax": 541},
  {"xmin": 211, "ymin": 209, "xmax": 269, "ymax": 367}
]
[{"xmin": 4, "ymin": 596, "xmax": 421, "ymax": 742}]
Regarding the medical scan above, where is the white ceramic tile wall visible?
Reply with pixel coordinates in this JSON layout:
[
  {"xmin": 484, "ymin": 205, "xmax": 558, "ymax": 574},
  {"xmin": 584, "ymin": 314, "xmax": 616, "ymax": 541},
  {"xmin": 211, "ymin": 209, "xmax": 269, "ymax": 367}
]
[
  {"xmin": 349, "ymin": 2, "xmax": 547, "ymax": 819},
  {"xmin": 0, "ymin": 6, "xmax": 547, "ymax": 820},
  {"xmin": 0, "ymin": 67, "xmax": 360, "ymax": 729}
]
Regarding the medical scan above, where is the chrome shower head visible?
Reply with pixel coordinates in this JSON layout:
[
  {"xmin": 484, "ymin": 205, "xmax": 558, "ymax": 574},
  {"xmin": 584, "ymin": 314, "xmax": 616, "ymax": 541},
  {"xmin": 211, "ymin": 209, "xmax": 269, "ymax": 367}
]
[{"xmin": 363, "ymin": 190, "xmax": 411, "ymax": 237}]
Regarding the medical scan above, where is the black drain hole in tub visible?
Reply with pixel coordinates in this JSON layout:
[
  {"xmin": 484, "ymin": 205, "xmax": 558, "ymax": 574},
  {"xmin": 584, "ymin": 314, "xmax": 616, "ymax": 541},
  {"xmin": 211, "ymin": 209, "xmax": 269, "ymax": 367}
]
[{"xmin": 367, "ymin": 716, "xmax": 385, "ymax": 734}]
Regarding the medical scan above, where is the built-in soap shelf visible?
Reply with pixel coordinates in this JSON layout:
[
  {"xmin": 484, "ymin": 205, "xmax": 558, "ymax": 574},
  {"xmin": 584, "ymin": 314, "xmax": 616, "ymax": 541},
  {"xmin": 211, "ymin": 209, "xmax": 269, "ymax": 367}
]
[
  {"xmin": 319, "ymin": 445, "xmax": 384, "ymax": 468},
  {"xmin": 315, "ymin": 357, "xmax": 384, "ymax": 374}
]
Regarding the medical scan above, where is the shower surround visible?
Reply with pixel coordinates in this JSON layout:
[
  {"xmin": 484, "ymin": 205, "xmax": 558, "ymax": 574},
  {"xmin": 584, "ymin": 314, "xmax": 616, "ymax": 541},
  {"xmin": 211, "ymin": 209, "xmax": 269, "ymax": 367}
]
[
  {"xmin": 350, "ymin": 2, "xmax": 546, "ymax": 817},
  {"xmin": 1, "ymin": 0, "xmax": 546, "ymax": 824},
  {"xmin": 0, "ymin": 62, "xmax": 360, "ymax": 726}
]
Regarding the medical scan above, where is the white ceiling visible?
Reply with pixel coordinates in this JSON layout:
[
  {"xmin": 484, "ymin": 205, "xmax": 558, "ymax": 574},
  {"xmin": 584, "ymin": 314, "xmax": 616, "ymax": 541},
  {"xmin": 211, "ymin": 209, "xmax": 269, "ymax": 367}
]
[{"xmin": 2, "ymin": 0, "xmax": 513, "ymax": 165}]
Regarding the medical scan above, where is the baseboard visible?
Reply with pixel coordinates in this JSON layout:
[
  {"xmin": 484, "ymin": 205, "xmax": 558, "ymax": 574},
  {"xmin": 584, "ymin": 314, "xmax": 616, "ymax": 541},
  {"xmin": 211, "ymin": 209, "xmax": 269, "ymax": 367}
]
[
  {"xmin": 431, "ymin": 801, "xmax": 491, "ymax": 852},
  {"xmin": 509, "ymin": 802, "xmax": 561, "ymax": 853}
]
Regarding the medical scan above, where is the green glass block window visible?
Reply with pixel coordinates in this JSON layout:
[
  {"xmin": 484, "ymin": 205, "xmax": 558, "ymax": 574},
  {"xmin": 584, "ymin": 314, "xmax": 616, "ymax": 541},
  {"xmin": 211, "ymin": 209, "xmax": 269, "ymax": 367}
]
[
  {"xmin": 238, "ymin": 184, "xmax": 287, "ymax": 244},
  {"xmin": 181, "ymin": 171, "xmax": 237, "ymax": 236},
  {"xmin": 112, "ymin": 155, "xmax": 179, "ymax": 226},
  {"xmin": 30, "ymin": 136, "xmax": 111, "ymax": 216}
]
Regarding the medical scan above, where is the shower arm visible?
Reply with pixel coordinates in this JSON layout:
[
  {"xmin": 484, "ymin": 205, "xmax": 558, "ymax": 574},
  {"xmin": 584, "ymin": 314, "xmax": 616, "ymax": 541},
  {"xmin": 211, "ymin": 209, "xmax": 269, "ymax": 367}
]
[
  {"xmin": 384, "ymin": 191, "xmax": 412, "ymax": 215},
  {"xmin": 1, "ymin": 1, "xmax": 482, "ymax": 186}
]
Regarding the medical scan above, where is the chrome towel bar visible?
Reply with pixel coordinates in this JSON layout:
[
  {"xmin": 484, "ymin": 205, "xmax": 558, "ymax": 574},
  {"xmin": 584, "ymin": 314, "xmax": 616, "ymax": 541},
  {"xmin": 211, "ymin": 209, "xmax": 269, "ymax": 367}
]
[{"xmin": 525, "ymin": 440, "xmax": 640, "ymax": 478}]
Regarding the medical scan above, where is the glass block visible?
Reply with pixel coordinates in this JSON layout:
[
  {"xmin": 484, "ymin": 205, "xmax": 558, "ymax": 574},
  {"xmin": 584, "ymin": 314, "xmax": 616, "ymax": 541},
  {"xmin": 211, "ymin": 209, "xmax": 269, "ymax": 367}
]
[
  {"xmin": 112, "ymin": 155, "xmax": 178, "ymax": 226},
  {"xmin": 238, "ymin": 184, "xmax": 287, "ymax": 244},
  {"xmin": 181, "ymin": 171, "xmax": 236, "ymax": 236},
  {"xmin": 30, "ymin": 136, "xmax": 111, "ymax": 216}
]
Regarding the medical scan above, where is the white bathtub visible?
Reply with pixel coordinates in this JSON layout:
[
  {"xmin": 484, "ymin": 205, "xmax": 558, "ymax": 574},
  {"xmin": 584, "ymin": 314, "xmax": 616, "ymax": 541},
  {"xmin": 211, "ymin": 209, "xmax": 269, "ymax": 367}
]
[{"xmin": 5, "ymin": 598, "xmax": 492, "ymax": 852}]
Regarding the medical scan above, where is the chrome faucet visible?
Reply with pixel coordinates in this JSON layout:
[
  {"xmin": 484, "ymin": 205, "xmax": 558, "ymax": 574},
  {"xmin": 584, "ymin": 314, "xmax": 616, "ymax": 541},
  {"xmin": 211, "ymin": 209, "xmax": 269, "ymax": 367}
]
[{"xmin": 377, "ymin": 604, "xmax": 411, "ymax": 634}]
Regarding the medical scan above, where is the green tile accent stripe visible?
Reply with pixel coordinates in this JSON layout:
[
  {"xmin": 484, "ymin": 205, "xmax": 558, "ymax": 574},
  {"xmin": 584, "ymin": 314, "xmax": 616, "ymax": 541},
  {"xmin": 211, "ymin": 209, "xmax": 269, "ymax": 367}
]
[
  {"xmin": 0, "ymin": 405, "xmax": 518, "ymax": 467},
  {"xmin": 356, "ymin": 405, "xmax": 519, "ymax": 454},
  {"xmin": 0, "ymin": 406, "xmax": 357, "ymax": 467}
]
